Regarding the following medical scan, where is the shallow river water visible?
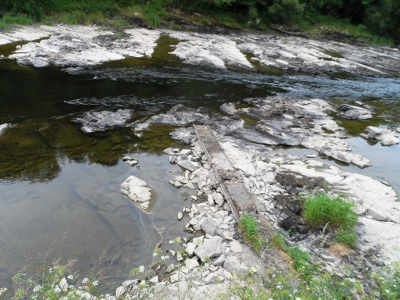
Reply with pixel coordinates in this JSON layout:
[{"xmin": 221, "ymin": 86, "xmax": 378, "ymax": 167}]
[{"xmin": 0, "ymin": 56, "xmax": 399, "ymax": 291}]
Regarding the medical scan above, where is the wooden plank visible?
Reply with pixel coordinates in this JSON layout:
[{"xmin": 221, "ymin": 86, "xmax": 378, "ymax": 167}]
[{"xmin": 194, "ymin": 125, "xmax": 256, "ymax": 219}]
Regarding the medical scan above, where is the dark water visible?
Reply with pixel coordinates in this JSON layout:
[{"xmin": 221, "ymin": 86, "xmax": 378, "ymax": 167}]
[{"xmin": 1, "ymin": 51, "xmax": 400, "ymax": 292}]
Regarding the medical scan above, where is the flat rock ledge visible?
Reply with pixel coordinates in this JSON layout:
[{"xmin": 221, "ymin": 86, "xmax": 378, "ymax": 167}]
[
  {"xmin": 2, "ymin": 25, "xmax": 400, "ymax": 76},
  {"xmin": 121, "ymin": 176, "xmax": 152, "ymax": 212}
]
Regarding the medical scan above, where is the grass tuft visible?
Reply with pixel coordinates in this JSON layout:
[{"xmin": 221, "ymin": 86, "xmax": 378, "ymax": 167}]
[
  {"xmin": 239, "ymin": 214, "xmax": 264, "ymax": 253},
  {"xmin": 303, "ymin": 193, "xmax": 357, "ymax": 230},
  {"xmin": 303, "ymin": 193, "xmax": 358, "ymax": 248}
]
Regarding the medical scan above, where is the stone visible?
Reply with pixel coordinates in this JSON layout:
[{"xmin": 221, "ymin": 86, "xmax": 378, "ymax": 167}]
[
  {"xmin": 59, "ymin": 278, "xmax": 69, "ymax": 292},
  {"xmin": 220, "ymin": 103, "xmax": 237, "ymax": 115},
  {"xmin": 121, "ymin": 176, "xmax": 152, "ymax": 212},
  {"xmin": 366, "ymin": 126, "xmax": 400, "ymax": 146},
  {"xmin": 170, "ymin": 180, "xmax": 183, "ymax": 188},
  {"xmin": 194, "ymin": 236, "xmax": 223, "ymax": 262},
  {"xmin": 184, "ymin": 258, "xmax": 200, "ymax": 270},
  {"xmin": 213, "ymin": 192, "xmax": 225, "ymax": 206},
  {"xmin": 338, "ymin": 104, "xmax": 373, "ymax": 120},
  {"xmin": 207, "ymin": 194, "xmax": 215, "ymax": 206},
  {"xmin": 135, "ymin": 104, "xmax": 209, "ymax": 132},
  {"xmin": 185, "ymin": 242, "xmax": 197, "ymax": 256},
  {"xmin": 177, "ymin": 212, "xmax": 184, "ymax": 220},
  {"xmin": 122, "ymin": 280, "xmax": 137, "ymax": 289},
  {"xmin": 200, "ymin": 217, "xmax": 218, "ymax": 236},
  {"xmin": 169, "ymin": 31, "xmax": 253, "ymax": 70},
  {"xmin": 115, "ymin": 286, "xmax": 126, "ymax": 298},
  {"xmin": 230, "ymin": 240, "xmax": 242, "ymax": 253},
  {"xmin": 149, "ymin": 276, "xmax": 159, "ymax": 284},
  {"xmin": 320, "ymin": 148, "xmax": 371, "ymax": 168},
  {"xmin": 74, "ymin": 109, "xmax": 132, "ymax": 133},
  {"xmin": 9, "ymin": 26, "xmax": 160, "ymax": 67},
  {"xmin": 122, "ymin": 156, "xmax": 138, "ymax": 166},
  {"xmin": 176, "ymin": 158, "xmax": 198, "ymax": 172}
]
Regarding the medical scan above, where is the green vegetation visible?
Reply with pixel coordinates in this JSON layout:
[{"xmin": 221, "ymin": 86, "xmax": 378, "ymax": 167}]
[
  {"xmin": 303, "ymin": 193, "xmax": 358, "ymax": 247},
  {"xmin": 271, "ymin": 234, "xmax": 318, "ymax": 280},
  {"xmin": 231, "ymin": 263, "xmax": 400, "ymax": 300},
  {"xmin": 1, "ymin": 0, "xmax": 399, "ymax": 45},
  {"xmin": 238, "ymin": 214, "xmax": 264, "ymax": 253}
]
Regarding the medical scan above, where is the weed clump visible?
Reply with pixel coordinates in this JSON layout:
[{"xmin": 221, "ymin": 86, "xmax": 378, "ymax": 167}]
[
  {"xmin": 303, "ymin": 193, "xmax": 358, "ymax": 247},
  {"xmin": 238, "ymin": 214, "xmax": 263, "ymax": 253}
]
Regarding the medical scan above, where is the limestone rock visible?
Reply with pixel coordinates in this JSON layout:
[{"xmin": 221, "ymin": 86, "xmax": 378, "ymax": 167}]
[
  {"xmin": 366, "ymin": 126, "xmax": 400, "ymax": 146},
  {"xmin": 195, "ymin": 236, "xmax": 223, "ymax": 262},
  {"xmin": 74, "ymin": 109, "xmax": 132, "ymax": 133},
  {"xmin": 121, "ymin": 176, "xmax": 152, "ymax": 212},
  {"xmin": 338, "ymin": 104, "xmax": 373, "ymax": 120}
]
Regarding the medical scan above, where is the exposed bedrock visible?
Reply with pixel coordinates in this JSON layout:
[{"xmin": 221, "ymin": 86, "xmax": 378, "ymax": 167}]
[{"xmin": 2, "ymin": 25, "xmax": 400, "ymax": 76}]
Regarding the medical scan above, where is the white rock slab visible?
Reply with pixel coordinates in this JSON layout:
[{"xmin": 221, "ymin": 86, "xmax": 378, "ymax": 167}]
[{"xmin": 121, "ymin": 176, "xmax": 152, "ymax": 212}]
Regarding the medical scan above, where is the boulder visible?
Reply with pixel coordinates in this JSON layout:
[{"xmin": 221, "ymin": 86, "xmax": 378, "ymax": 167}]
[{"xmin": 121, "ymin": 176, "xmax": 152, "ymax": 212}]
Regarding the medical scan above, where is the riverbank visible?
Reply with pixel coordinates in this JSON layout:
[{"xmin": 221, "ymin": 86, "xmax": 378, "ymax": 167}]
[
  {"xmin": 1, "ymin": 24, "xmax": 400, "ymax": 77},
  {"xmin": 1, "ymin": 24, "xmax": 400, "ymax": 299}
]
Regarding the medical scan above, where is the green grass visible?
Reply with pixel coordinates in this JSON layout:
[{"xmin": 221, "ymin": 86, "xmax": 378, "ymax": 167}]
[
  {"xmin": 303, "ymin": 193, "xmax": 357, "ymax": 230},
  {"xmin": 239, "ymin": 214, "xmax": 264, "ymax": 253},
  {"xmin": 0, "ymin": 14, "xmax": 33, "ymax": 30},
  {"xmin": 298, "ymin": 15, "xmax": 394, "ymax": 46},
  {"xmin": 303, "ymin": 193, "xmax": 358, "ymax": 248},
  {"xmin": 336, "ymin": 228, "xmax": 357, "ymax": 248}
]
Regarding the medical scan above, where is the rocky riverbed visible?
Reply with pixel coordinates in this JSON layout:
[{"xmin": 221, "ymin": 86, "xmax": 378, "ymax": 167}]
[{"xmin": 1, "ymin": 24, "xmax": 400, "ymax": 299}]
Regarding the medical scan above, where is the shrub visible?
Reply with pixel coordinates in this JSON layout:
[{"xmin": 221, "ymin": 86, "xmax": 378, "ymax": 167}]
[{"xmin": 268, "ymin": 0, "xmax": 304, "ymax": 24}]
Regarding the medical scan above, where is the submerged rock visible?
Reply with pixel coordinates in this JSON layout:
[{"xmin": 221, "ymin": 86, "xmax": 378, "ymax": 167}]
[
  {"xmin": 74, "ymin": 109, "xmax": 132, "ymax": 133},
  {"xmin": 122, "ymin": 156, "xmax": 139, "ymax": 166},
  {"xmin": 121, "ymin": 176, "xmax": 152, "ymax": 212},
  {"xmin": 365, "ymin": 126, "xmax": 400, "ymax": 146},
  {"xmin": 338, "ymin": 104, "xmax": 373, "ymax": 120}
]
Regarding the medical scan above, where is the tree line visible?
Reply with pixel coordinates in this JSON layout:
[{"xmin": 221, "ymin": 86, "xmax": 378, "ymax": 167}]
[{"xmin": 1, "ymin": 0, "xmax": 399, "ymax": 42}]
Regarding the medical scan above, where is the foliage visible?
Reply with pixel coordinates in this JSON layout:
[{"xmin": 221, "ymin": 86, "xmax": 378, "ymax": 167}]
[
  {"xmin": 303, "ymin": 193, "xmax": 357, "ymax": 230},
  {"xmin": 303, "ymin": 193, "xmax": 358, "ymax": 248},
  {"xmin": 239, "ymin": 214, "xmax": 264, "ymax": 253},
  {"xmin": 336, "ymin": 228, "xmax": 357, "ymax": 248}
]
